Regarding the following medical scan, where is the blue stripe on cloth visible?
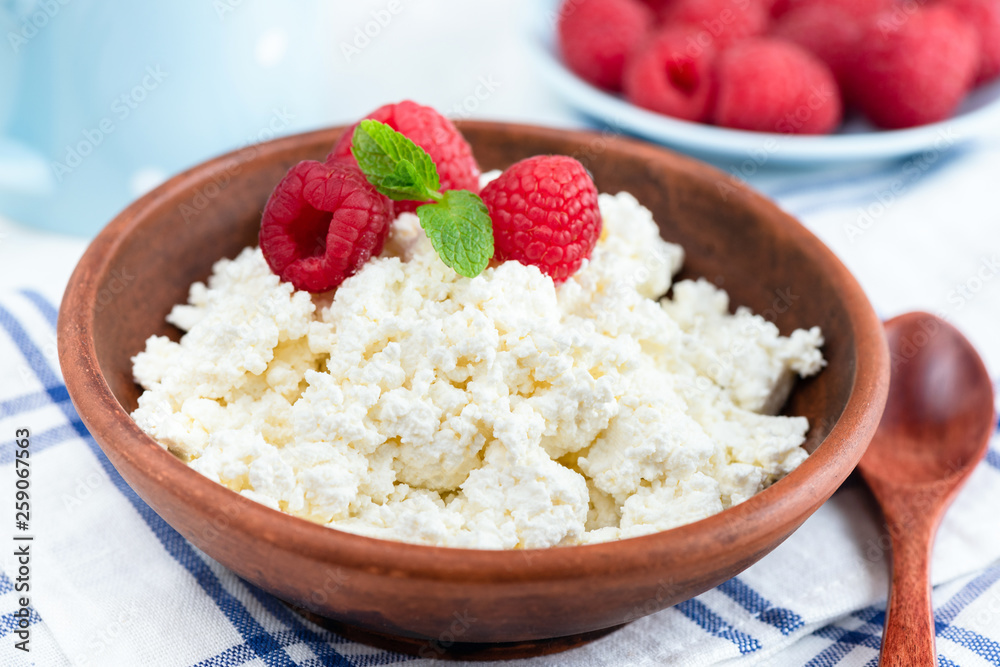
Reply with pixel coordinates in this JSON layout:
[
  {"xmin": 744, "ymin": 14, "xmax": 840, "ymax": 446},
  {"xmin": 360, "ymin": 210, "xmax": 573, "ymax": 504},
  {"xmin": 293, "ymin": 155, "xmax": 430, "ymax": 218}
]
[
  {"xmin": 1, "ymin": 299, "xmax": 305, "ymax": 667},
  {"xmin": 986, "ymin": 448, "xmax": 1000, "ymax": 471},
  {"xmin": 241, "ymin": 585, "xmax": 355, "ymax": 667},
  {"xmin": 0, "ymin": 608, "xmax": 42, "ymax": 639},
  {"xmin": 812, "ymin": 624, "xmax": 881, "ymax": 650},
  {"xmin": 822, "ymin": 568, "xmax": 1000, "ymax": 663},
  {"xmin": 315, "ymin": 652, "xmax": 413, "ymax": 667},
  {"xmin": 939, "ymin": 625, "xmax": 1000, "ymax": 665},
  {"xmin": 807, "ymin": 625, "xmax": 881, "ymax": 667},
  {"xmin": 862, "ymin": 658, "xmax": 878, "ymax": 667},
  {"xmin": 0, "ymin": 573, "xmax": 42, "ymax": 640},
  {"xmin": 851, "ymin": 606, "xmax": 884, "ymax": 625},
  {"xmin": 19, "ymin": 290, "xmax": 58, "ymax": 327},
  {"xmin": 240, "ymin": 582, "xmax": 414, "ymax": 666},
  {"xmin": 0, "ymin": 420, "xmax": 88, "ymax": 465},
  {"xmin": 802, "ymin": 638, "xmax": 859, "ymax": 667},
  {"xmin": 194, "ymin": 629, "xmax": 357, "ymax": 667},
  {"xmin": 193, "ymin": 642, "xmax": 259, "ymax": 667},
  {"xmin": 805, "ymin": 606, "xmax": 886, "ymax": 665},
  {"xmin": 938, "ymin": 657, "xmax": 961, "ymax": 667},
  {"xmin": 936, "ymin": 565, "xmax": 1000, "ymax": 625},
  {"xmin": 0, "ymin": 386, "xmax": 70, "ymax": 419},
  {"xmin": 0, "ymin": 306, "xmax": 63, "ymax": 389},
  {"xmin": 675, "ymin": 598, "xmax": 762, "ymax": 655},
  {"xmin": 717, "ymin": 577, "xmax": 804, "ymax": 635},
  {"xmin": 310, "ymin": 652, "xmax": 413, "ymax": 667}
]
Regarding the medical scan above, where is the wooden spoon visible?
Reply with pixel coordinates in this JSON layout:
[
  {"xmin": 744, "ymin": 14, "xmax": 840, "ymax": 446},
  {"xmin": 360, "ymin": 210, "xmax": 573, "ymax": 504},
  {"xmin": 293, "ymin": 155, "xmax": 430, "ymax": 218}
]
[{"xmin": 858, "ymin": 312, "xmax": 995, "ymax": 666}]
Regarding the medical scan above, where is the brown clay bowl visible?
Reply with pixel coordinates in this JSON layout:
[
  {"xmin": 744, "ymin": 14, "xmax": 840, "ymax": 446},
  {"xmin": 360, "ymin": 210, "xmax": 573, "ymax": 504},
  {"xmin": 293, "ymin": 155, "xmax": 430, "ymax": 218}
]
[{"xmin": 58, "ymin": 122, "xmax": 889, "ymax": 655}]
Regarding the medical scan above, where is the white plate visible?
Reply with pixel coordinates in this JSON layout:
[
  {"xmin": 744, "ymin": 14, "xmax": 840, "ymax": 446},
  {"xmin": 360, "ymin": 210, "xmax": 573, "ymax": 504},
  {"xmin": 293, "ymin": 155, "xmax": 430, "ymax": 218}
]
[{"xmin": 534, "ymin": 29, "xmax": 1000, "ymax": 165}]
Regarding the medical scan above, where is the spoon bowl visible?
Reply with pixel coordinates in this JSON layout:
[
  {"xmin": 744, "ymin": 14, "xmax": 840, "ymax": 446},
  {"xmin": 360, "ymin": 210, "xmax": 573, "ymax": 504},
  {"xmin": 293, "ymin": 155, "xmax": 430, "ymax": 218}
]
[
  {"xmin": 867, "ymin": 313, "xmax": 994, "ymax": 483},
  {"xmin": 859, "ymin": 312, "xmax": 995, "ymax": 665}
]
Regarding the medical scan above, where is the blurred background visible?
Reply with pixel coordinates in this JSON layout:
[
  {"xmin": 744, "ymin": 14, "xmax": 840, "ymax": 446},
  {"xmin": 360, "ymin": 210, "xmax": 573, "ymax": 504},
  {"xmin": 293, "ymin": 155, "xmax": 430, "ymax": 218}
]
[{"xmin": 0, "ymin": 0, "xmax": 570, "ymax": 237}]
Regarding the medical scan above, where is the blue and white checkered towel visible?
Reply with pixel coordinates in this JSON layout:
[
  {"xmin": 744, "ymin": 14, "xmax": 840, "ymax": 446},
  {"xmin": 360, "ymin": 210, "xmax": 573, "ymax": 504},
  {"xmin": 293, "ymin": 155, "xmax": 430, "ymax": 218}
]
[
  {"xmin": 0, "ymin": 289, "xmax": 998, "ymax": 667},
  {"xmin": 3, "ymin": 138, "xmax": 1000, "ymax": 666}
]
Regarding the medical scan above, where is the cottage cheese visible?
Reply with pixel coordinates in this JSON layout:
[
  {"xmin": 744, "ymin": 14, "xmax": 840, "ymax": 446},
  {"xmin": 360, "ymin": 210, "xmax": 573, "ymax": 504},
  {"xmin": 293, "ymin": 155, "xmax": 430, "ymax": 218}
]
[{"xmin": 131, "ymin": 190, "xmax": 825, "ymax": 549}]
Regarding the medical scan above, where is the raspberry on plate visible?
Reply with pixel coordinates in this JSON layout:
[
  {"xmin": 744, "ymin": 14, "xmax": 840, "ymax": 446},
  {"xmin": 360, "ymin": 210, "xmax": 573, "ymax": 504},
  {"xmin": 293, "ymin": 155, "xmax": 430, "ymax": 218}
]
[
  {"xmin": 637, "ymin": 0, "xmax": 674, "ymax": 15},
  {"xmin": 557, "ymin": 0, "xmax": 654, "ymax": 92},
  {"xmin": 328, "ymin": 100, "xmax": 480, "ymax": 213},
  {"xmin": 714, "ymin": 38, "xmax": 842, "ymax": 134},
  {"xmin": 260, "ymin": 159, "xmax": 393, "ymax": 293},
  {"xmin": 480, "ymin": 155, "xmax": 601, "ymax": 283},
  {"xmin": 660, "ymin": 0, "xmax": 769, "ymax": 51},
  {"xmin": 846, "ymin": 5, "xmax": 980, "ymax": 129},
  {"xmin": 942, "ymin": 0, "xmax": 1000, "ymax": 84},
  {"xmin": 771, "ymin": 0, "xmax": 893, "ymax": 21},
  {"xmin": 770, "ymin": 4, "xmax": 867, "ymax": 90},
  {"xmin": 624, "ymin": 27, "xmax": 718, "ymax": 122},
  {"xmin": 753, "ymin": 0, "xmax": 782, "ymax": 15}
]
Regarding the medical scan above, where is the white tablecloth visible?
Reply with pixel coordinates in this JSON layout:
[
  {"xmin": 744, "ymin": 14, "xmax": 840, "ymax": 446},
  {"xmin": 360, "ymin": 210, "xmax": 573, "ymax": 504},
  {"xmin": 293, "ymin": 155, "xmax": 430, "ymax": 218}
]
[{"xmin": 2, "ymin": 2, "xmax": 1000, "ymax": 664}]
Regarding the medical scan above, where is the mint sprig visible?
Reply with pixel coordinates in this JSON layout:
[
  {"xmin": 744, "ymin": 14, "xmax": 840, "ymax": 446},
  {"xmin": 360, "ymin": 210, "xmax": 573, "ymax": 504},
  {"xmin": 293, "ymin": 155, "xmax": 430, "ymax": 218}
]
[
  {"xmin": 351, "ymin": 120, "xmax": 493, "ymax": 278},
  {"xmin": 352, "ymin": 119, "xmax": 441, "ymax": 202},
  {"xmin": 417, "ymin": 190, "xmax": 493, "ymax": 278}
]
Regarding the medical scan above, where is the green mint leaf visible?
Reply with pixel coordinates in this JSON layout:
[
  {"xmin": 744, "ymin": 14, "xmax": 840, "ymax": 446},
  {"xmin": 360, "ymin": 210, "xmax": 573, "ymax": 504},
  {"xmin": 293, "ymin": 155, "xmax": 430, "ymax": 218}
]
[
  {"xmin": 417, "ymin": 190, "xmax": 494, "ymax": 278},
  {"xmin": 351, "ymin": 119, "xmax": 441, "ymax": 202}
]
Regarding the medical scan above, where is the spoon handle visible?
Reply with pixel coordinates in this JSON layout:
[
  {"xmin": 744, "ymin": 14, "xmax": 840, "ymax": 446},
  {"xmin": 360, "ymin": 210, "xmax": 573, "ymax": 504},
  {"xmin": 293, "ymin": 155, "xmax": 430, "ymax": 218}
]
[{"xmin": 880, "ymin": 514, "xmax": 938, "ymax": 666}]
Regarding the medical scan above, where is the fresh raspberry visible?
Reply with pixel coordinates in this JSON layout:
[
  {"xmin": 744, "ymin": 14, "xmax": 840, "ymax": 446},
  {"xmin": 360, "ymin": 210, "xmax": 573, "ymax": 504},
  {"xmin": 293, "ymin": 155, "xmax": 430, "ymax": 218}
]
[
  {"xmin": 557, "ymin": 0, "xmax": 655, "ymax": 91},
  {"xmin": 713, "ymin": 38, "xmax": 842, "ymax": 134},
  {"xmin": 327, "ymin": 100, "xmax": 480, "ymax": 213},
  {"xmin": 942, "ymin": 0, "xmax": 1000, "ymax": 84},
  {"xmin": 770, "ymin": 5, "xmax": 866, "ymax": 90},
  {"xmin": 752, "ymin": 0, "xmax": 782, "ymax": 16},
  {"xmin": 769, "ymin": 0, "xmax": 792, "ymax": 18},
  {"xmin": 637, "ymin": 0, "xmax": 675, "ymax": 15},
  {"xmin": 846, "ymin": 5, "xmax": 979, "ymax": 129},
  {"xmin": 260, "ymin": 159, "xmax": 393, "ymax": 293},
  {"xmin": 770, "ymin": 0, "xmax": 893, "ymax": 20},
  {"xmin": 480, "ymin": 156, "xmax": 601, "ymax": 283},
  {"xmin": 660, "ymin": 0, "xmax": 769, "ymax": 51},
  {"xmin": 623, "ymin": 27, "xmax": 718, "ymax": 122}
]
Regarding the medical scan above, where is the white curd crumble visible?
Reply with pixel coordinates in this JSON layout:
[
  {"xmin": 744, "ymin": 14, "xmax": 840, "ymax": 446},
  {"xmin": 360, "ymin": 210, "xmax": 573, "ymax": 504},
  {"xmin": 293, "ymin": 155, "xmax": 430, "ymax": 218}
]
[{"xmin": 131, "ymin": 189, "xmax": 824, "ymax": 549}]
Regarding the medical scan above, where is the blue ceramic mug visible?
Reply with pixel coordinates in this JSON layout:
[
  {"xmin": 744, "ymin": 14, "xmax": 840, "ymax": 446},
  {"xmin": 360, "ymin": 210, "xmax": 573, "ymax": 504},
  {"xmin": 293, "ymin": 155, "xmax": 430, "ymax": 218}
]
[{"xmin": 0, "ymin": 0, "xmax": 330, "ymax": 236}]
